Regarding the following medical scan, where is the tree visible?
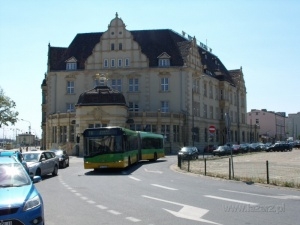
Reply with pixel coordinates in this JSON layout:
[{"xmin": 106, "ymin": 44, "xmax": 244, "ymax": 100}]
[{"xmin": 0, "ymin": 87, "xmax": 19, "ymax": 127}]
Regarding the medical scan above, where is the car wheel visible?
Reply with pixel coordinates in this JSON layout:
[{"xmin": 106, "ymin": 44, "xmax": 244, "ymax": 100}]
[
  {"xmin": 62, "ymin": 160, "xmax": 67, "ymax": 168},
  {"xmin": 66, "ymin": 159, "xmax": 70, "ymax": 167},
  {"xmin": 36, "ymin": 168, "xmax": 41, "ymax": 177},
  {"xmin": 52, "ymin": 165, "xmax": 58, "ymax": 176}
]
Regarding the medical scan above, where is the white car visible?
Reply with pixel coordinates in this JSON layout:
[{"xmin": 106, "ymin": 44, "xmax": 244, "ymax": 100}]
[{"xmin": 22, "ymin": 151, "xmax": 59, "ymax": 177}]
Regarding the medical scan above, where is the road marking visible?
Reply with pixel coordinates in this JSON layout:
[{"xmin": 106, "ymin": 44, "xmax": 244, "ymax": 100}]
[
  {"xmin": 144, "ymin": 168, "xmax": 163, "ymax": 174},
  {"xmin": 87, "ymin": 200, "xmax": 96, "ymax": 204},
  {"xmin": 96, "ymin": 205, "xmax": 107, "ymax": 209},
  {"xmin": 204, "ymin": 195, "xmax": 258, "ymax": 205},
  {"xmin": 143, "ymin": 195, "xmax": 221, "ymax": 224},
  {"xmin": 151, "ymin": 184, "xmax": 178, "ymax": 190},
  {"xmin": 126, "ymin": 217, "xmax": 141, "ymax": 222},
  {"xmin": 108, "ymin": 210, "xmax": 121, "ymax": 215},
  {"xmin": 220, "ymin": 189, "xmax": 300, "ymax": 200},
  {"xmin": 129, "ymin": 176, "xmax": 141, "ymax": 181}
]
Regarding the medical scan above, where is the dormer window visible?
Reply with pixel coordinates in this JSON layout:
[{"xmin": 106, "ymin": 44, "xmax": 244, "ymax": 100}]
[
  {"xmin": 65, "ymin": 57, "xmax": 77, "ymax": 70},
  {"xmin": 157, "ymin": 52, "xmax": 171, "ymax": 67}
]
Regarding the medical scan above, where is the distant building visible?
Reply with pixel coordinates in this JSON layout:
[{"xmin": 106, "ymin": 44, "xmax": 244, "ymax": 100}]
[
  {"xmin": 286, "ymin": 112, "xmax": 300, "ymax": 141},
  {"xmin": 41, "ymin": 13, "xmax": 248, "ymax": 155},
  {"xmin": 247, "ymin": 109, "xmax": 287, "ymax": 143},
  {"xmin": 16, "ymin": 133, "xmax": 36, "ymax": 146}
]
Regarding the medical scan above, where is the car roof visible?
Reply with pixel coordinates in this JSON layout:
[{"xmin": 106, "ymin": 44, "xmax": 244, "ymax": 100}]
[
  {"xmin": 0, "ymin": 150, "xmax": 20, "ymax": 157},
  {"xmin": 0, "ymin": 156, "xmax": 19, "ymax": 164}
]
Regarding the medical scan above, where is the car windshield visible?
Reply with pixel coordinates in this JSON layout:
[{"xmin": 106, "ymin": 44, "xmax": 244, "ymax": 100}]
[
  {"xmin": 23, "ymin": 153, "xmax": 40, "ymax": 162},
  {"xmin": 0, "ymin": 163, "xmax": 30, "ymax": 187},
  {"xmin": 181, "ymin": 147, "xmax": 192, "ymax": 152}
]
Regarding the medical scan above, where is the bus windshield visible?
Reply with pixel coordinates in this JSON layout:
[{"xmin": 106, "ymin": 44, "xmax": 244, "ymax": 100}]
[{"xmin": 86, "ymin": 135, "xmax": 123, "ymax": 156}]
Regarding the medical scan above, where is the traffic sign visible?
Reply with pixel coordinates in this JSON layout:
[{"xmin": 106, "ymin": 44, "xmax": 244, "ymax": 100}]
[{"xmin": 208, "ymin": 125, "xmax": 216, "ymax": 133}]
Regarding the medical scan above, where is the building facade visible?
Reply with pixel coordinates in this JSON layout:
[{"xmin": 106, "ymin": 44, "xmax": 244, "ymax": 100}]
[
  {"xmin": 41, "ymin": 13, "xmax": 248, "ymax": 155},
  {"xmin": 286, "ymin": 112, "xmax": 300, "ymax": 141},
  {"xmin": 247, "ymin": 109, "xmax": 287, "ymax": 143}
]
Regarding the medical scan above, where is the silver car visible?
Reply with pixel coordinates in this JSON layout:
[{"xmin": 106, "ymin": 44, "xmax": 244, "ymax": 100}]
[{"xmin": 22, "ymin": 151, "xmax": 59, "ymax": 177}]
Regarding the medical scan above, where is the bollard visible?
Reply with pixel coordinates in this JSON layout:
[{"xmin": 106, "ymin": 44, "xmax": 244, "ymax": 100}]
[
  {"xmin": 229, "ymin": 158, "xmax": 231, "ymax": 180},
  {"xmin": 266, "ymin": 160, "xmax": 269, "ymax": 184},
  {"xmin": 177, "ymin": 155, "xmax": 181, "ymax": 168},
  {"xmin": 204, "ymin": 158, "xmax": 207, "ymax": 176}
]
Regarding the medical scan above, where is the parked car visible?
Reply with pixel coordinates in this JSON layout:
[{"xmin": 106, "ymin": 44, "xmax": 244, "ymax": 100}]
[
  {"xmin": 213, "ymin": 145, "xmax": 231, "ymax": 156},
  {"xmin": 266, "ymin": 143, "xmax": 292, "ymax": 152},
  {"xmin": 231, "ymin": 144, "xmax": 241, "ymax": 154},
  {"xmin": 0, "ymin": 150, "xmax": 29, "ymax": 173},
  {"xmin": 22, "ymin": 150, "xmax": 59, "ymax": 177},
  {"xmin": 239, "ymin": 143, "xmax": 249, "ymax": 153},
  {"xmin": 50, "ymin": 149, "xmax": 70, "ymax": 168},
  {"xmin": 203, "ymin": 145, "xmax": 217, "ymax": 153},
  {"xmin": 178, "ymin": 146, "xmax": 199, "ymax": 160},
  {"xmin": 0, "ymin": 157, "xmax": 44, "ymax": 224}
]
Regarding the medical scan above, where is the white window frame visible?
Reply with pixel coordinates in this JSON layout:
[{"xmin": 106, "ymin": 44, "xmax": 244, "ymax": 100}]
[
  {"xmin": 118, "ymin": 59, "xmax": 122, "ymax": 67},
  {"xmin": 66, "ymin": 103, "xmax": 75, "ymax": 112},
  {"xmin": 111, "ymin": 59, "xmax": 115, "ymax": 67},
  {"xmin": 67, "ymin": 81, "xmax": 75, "ymax": 94},
  {"xmin": 129, "ymin": 78, "xmax": 139, "ymax": 92},
  {"xmin": 125, "ymin": 58, "xmax": 130, "ymax": 67},
  {"xmin": 161, "ymin": 77, "xmax": 169, "ymax": 91},
  {"xmin": 104, "ymin": 59, "xmax": 109, "ymax": 68},
  {"xmin": 128, "ymin": 101, "xmax": 139, "ymax": 111},
  {"xmin": 111, "ymin": 79, "xmax": 122, "ymax": 92},
  {"xmin": 66, "ymin": 62, "xmax": 77, "ymax": 70},
  {"xmin": 161, "ymin": 101, "xmax": 169, "ymax": 112}
]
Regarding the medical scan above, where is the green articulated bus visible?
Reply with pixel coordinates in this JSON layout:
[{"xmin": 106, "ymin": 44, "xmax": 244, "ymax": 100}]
[{"xmin": 83, "ymin": 126, "xmax": 165, "ymax": 170}]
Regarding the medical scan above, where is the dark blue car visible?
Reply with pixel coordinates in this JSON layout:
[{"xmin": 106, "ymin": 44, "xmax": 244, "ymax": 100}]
[{"xmin": 0, "ymin": 157, "xmax": 44, "ymax": 224}]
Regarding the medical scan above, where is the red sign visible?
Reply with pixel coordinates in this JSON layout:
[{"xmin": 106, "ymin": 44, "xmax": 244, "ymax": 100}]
[{"xmin": 209, "ymin": 125, "xmax": 216, "ymax": 133}]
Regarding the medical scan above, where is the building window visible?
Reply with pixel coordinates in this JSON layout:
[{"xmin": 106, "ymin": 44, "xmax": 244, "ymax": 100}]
[
  {"xmin": 111, "ymin": 59, "xmax": 115, "ymax": 67},
  {"xmin": 67, "ymin": 81, "xmax": 74, "ymax": 94},
  {"xmin": 161, "ymin": 101, "xmax": 169, "ymax": 112},
  {"xmin": 104, "ymin": 59, "xmax": 108, "ymax": 68},
  {"xmin": 129, "ymin": 102, "xmax": 139, "ymax": 111},
  {"xmin": 111, "ymin": 79, "xmax": 122, "ymax": 92},
  {"xmin": 60, "ymin": 126, "xmax": 67, "ymax": 143},
  {"xmin": 209, "ymin": 84, "xmax": 213, "ymax": 99},
  {"xmin": 161, "ymin": 125, "xmax": 170, "ymax": 142},
  {"xmin": 125, "ymin": 58, "xmax": 130, "ymax": 67},
  {"xmin": 210, "ymin": 106, "xmax": 213, "ymax": 119},
  {"xmin": 119, "ymin": 43, "xmax": 122, "ymax": 50},
  {"xmin": 66, "ymin": 62, "xmax": 77, "ymax": 70},
  {"xmin": 129, "ymin": 78, "xmax": 139, "ymax": 92},
  {"xmin": 161, "ymin": 77, "xmax": 169, "ymax": 91},
  {"xmin": 158, "ymin": 59, "xmax": 170, "ymax": 67},
  {"xmin": 66, "ymin": 103, "xmax": 75, "ymax": 112},
  {"xmin": 173, "ymin": 125, "xmax": 179, "ymax": 142},
  {"xmin": 204, "ymin": 83, "xmax": 207, "ymax": 97},
  {"xmin": 118, "ymin": 59, "xmax": 122, "ymax": 67},
  {"xmin": 111, "ymin": 43, "xmax": 115, "ymax": 50},
  {"xmin": 203, "ymin": 104, "xmax": 207, "ymax": 118}
]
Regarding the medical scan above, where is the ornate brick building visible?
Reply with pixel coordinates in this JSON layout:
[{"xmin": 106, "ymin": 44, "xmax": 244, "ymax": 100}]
[{"xmin": 41, "ymin": 13, "xmax": 248, "ymax": 155}]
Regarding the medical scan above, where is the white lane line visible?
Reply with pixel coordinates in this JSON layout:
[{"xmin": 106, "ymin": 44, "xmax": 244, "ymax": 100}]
[
  {"xmin": 87, "ymin": 200, "xmax": 96, "ymax": 204},
  {"xmin": 108, "ymin": 210, "xmax": 121, "ymax": 215},
  {"xmin": 80, "ymin": 196, "xmax": 88, "ymax": 200},
  {"xmin": 204, "ymin": 195, "xmax": 258, "ymax": 205},
  {"xmin": 151, "ymin": 184, "xmax": 178, "ymax": 190},
  {"xmin": 220, "ymin": 189, "xmax": 300, "ymax": 200},
  {"xmin": 126, "ymin": 217, "xmax": 141, "ymax": 222},
  {"xmin": 75, "ymin": 193, "xmax": 81, "ymax": 196},
  {"xmin": 129, "ymin": 176, "xmax": 141, "ymax": 181},
  {"xmin": 144, "ymin": 168, "xmax": 163, "ymax": 174},
  {"xmin": 96, "ymin": 205, "xmax": 107, "ymax": 209}
]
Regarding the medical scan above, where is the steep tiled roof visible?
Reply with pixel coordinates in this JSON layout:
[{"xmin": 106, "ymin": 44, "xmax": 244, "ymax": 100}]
[
  {"xmin": 77, "ymin": 85, "xmax": 126, "ymax": 106},
  {"xmin": 48, "ymin": 29, "xmax": 234, "ymax": 83}
]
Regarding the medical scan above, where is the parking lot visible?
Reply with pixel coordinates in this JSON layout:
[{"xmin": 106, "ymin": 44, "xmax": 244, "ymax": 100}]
[{"xmin": 177, "ymin": 148, "xmax": 300, "ymax": 188}]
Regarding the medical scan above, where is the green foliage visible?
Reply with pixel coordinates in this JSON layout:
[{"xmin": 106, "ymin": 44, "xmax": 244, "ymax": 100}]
[{"xmin": 0, "ymin": 87, "xmax": 19, "ymax": 127}]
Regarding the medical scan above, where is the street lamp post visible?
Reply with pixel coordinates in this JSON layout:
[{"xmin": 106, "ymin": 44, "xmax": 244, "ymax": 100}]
[{"xmin": 21, "ymin": 119, "xmax": 31, "ymax": 134}]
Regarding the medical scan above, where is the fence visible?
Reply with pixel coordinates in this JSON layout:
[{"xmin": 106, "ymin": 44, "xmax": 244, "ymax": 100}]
[{"xmin": 178, "ymin": 150, "xmax": 300, "ymax": 188}]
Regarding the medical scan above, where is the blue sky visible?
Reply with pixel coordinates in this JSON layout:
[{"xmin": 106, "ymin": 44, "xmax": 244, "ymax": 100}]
[{"xmin": 0, "ymin": 0, "xmax": 299, "ymax": 139}]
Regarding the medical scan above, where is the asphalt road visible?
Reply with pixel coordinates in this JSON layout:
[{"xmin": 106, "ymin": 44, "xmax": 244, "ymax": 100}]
[{"xmin": 35, "ymin": 155, "xmax": 300, "ymax": 225}]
